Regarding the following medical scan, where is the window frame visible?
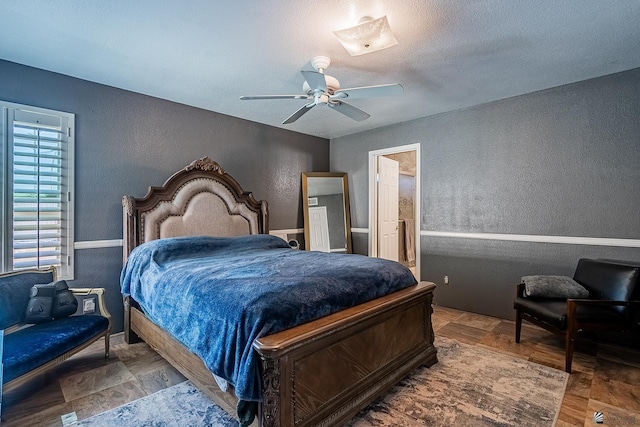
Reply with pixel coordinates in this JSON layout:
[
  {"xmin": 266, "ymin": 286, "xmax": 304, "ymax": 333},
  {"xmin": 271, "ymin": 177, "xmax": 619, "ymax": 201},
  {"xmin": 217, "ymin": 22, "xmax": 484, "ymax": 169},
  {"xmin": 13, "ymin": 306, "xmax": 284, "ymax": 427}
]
[{"xmin": 1, "ymin": 100, "xmax": 75, "ymax": 279}]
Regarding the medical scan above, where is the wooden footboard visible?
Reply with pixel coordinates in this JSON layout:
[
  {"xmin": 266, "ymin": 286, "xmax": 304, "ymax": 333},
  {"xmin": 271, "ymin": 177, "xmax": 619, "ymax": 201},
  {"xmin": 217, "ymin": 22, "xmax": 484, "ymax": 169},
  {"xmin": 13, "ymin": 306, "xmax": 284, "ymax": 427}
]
[
  {"xmin": 255, "ymin": 281, "xmax": 436, "ymax": 427},
  {"xmin": 124, "ymin": 281, "xmax": 437, "ymax": 427}
]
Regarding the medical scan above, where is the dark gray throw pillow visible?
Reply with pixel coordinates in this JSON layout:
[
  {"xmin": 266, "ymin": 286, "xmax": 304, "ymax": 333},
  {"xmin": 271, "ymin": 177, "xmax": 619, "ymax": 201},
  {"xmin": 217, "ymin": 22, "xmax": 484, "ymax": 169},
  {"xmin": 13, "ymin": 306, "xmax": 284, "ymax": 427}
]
[
  {"xmin": 25, "ymin": 283, "xmax": 56, "ymax": 323},
  {"xmin": 521, "ymin": 275, "xmax": 590, "ymax": 299},
  {"xmin": 24, "ymin": 280, "xmax": 78, "ymax": 323},
  {"xmin": 51, "ymin": 280, "xmax": 78, "ymax": 319}
]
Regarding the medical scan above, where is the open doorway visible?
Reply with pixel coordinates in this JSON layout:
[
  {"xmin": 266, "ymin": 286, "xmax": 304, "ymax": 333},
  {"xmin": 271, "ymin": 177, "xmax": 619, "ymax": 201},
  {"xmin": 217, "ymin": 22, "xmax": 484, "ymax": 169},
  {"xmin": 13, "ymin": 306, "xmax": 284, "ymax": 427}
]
[{"xmin": 368, "ymin": 143, "xmax": 420, "ymax": 279}]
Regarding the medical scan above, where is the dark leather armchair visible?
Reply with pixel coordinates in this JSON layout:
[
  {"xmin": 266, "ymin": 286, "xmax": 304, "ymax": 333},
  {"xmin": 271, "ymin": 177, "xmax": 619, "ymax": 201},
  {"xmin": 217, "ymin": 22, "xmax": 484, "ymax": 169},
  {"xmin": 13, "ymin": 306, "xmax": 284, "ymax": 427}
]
[{"xmin": 514, "ymin": 258, "xmax": 640, "ymax": 373}]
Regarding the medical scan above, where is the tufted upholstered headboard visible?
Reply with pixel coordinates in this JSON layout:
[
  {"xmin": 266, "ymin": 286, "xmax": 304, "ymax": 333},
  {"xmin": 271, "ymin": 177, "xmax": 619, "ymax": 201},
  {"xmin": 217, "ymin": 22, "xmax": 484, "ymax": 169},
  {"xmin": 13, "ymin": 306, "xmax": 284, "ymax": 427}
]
[{"xmin": 122, "ymin": 157, "xmax": 268, "ymax": 263}]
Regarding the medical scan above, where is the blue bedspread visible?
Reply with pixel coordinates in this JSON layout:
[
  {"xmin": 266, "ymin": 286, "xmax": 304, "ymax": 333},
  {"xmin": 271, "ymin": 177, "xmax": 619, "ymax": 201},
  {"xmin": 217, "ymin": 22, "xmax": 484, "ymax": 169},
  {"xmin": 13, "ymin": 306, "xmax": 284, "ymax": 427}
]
[{"xmin": 120, "ymin": 234, "xmax": 417, "ymax": 402}]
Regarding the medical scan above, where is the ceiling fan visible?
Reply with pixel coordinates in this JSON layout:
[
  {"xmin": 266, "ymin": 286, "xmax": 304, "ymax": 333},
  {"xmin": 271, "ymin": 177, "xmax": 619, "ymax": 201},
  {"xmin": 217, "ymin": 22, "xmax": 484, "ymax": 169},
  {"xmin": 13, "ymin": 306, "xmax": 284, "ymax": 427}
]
[{"xmin": 240, "ymin": 56, "xmax": 403, "ymax": 124}]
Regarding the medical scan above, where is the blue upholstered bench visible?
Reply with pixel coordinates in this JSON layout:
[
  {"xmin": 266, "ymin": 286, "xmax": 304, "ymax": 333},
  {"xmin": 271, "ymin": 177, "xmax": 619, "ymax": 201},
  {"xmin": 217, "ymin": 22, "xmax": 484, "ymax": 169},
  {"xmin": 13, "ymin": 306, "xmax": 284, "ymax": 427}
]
[{"xmin": 0, "ymin": 268, "xmax": 111, "ymax": 411}]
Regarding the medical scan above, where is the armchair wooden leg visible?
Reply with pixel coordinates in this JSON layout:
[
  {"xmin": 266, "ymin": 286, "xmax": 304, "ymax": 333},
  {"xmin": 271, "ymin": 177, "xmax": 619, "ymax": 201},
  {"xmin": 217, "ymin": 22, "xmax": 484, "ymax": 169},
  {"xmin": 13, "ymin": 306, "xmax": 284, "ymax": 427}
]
[
  {"xmin": 565, "ymin": 327, "xmax": 575, "ymax": 373},
  {"xmin": 564, "ymin": 300, "xmax": 580, "ymax": 373},
  {"xmin": 564, "ymin": 320, "xmax": 578, "ymax": 373},
  {"xmin": 515, "ymin": 310, "xmax": 522, "ymax": 343}
]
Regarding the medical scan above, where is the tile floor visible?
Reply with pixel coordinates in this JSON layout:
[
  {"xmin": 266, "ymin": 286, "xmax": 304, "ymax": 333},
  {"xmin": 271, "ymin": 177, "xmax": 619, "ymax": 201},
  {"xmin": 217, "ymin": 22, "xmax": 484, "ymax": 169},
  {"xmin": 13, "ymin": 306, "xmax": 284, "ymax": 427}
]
[{"xmin": 2, "ymin": 305, "xmax": 639, "ymax": 427}]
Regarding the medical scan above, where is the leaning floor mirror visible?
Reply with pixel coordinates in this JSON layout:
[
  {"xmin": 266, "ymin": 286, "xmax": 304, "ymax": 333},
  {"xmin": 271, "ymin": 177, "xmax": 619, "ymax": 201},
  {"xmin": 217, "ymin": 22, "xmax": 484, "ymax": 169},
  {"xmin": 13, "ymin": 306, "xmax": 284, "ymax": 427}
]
[{"xmin": 302, "ymin": 172, "xmax": 352, "ymax": 253}]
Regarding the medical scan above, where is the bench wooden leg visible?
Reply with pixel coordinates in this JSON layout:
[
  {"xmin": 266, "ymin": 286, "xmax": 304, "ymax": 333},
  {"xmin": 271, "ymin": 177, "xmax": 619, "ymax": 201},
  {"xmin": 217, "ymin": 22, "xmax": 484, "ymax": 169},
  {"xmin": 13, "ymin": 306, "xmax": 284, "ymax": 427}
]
[{"xmin": 105, "ymin": 333, "xmax": 110, "ymax": 359}]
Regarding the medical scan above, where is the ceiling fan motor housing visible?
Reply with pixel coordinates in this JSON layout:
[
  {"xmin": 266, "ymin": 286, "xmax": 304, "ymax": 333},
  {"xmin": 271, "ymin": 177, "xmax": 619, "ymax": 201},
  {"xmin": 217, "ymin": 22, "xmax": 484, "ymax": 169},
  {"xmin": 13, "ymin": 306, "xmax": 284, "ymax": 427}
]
[{"xmin": 303, "ymin": 75, "xmax": 340, "ymax": 95}]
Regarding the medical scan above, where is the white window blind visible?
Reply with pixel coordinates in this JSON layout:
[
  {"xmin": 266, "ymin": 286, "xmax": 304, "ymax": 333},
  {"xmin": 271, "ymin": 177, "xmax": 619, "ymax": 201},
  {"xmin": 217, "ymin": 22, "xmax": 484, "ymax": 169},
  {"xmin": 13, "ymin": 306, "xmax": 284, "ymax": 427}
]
[{"xmin": 2, "ymin": 102, "xmax": 75, "ymax": 279}]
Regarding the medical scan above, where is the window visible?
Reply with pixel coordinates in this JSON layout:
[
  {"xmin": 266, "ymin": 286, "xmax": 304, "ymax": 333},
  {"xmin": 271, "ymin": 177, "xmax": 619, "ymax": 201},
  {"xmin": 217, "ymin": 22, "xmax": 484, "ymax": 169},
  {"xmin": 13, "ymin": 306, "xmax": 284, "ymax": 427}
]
[{"xmin": 1, "ymin": 101, "xmax": 75, "ymax": 279}]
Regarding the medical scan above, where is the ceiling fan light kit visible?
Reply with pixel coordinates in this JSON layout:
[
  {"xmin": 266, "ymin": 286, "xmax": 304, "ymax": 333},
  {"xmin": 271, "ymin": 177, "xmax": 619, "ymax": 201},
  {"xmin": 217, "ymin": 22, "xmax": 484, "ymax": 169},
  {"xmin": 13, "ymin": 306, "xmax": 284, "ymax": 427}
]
[
  {"xmin": 333, "ymin": 15, "xmax": 398, "ymax": 56},
  {"xmin": 240, "ymin": 56, "xmax": 403, "ymax": 124}
]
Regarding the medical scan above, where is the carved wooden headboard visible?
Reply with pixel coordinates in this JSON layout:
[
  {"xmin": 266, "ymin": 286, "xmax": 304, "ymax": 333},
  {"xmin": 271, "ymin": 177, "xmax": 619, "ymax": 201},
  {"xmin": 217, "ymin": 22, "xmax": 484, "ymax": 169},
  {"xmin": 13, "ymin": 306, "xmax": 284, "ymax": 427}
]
[{"xmin": 122, "ymin": 157, "xmax": 268, "ymax": 262}]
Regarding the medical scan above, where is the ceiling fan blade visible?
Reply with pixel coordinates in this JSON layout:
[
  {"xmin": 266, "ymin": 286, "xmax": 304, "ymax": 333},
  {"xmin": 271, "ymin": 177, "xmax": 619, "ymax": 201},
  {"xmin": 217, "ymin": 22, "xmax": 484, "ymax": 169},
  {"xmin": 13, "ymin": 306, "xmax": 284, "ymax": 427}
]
[
  {"xmin": 240, "ymin": 95, "xmax": 308, "ymax": 100},
  {"xmin": 332, "ymin": 83, "xmax": 403, "ymax": 100},
  {"xmin": 301, "ymin": 70, "xmax": 327, "ymax": 92},
  {"xmin": 328, "ymin": 101, "xmax": 370, "ymax": 122},
  {"xmin": 282, "ymin": 102, "xmax": 316, "ymax": 124}
]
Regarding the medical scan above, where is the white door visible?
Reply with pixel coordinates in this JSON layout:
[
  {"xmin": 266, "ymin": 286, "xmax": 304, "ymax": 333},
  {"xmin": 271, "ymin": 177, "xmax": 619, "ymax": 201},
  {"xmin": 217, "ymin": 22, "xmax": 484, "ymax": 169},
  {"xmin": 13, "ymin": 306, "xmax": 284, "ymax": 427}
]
[
  {"xmin": 377, "ymin": 156, "xmax": 399, "ymax": 261},
  {"xmin": 308, "ymin": 206, "xmax": 331, "ymax": 252}
]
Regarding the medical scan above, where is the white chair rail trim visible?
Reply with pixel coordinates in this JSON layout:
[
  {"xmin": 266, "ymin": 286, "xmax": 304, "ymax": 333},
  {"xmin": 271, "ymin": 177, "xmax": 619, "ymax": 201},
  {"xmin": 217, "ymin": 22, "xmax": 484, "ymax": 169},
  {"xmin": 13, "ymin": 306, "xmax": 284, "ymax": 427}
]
[
  {"xmin": 350, "ymin": 228, "xmax": 640, "ymax": 248},
  {"xmin": 422, "ymin": 231, "xmax": 640, "ymax": 248},
  {"xmin": 74, "ymin": 229, "xmax": 304, "ymax": 250},
  {"xmin": 74, "ymin": 240, "xmax": 123, "ymax": 249},
  {"xmin": 73, "ymin": 231, "xmax": 640, "ymax": 249}
]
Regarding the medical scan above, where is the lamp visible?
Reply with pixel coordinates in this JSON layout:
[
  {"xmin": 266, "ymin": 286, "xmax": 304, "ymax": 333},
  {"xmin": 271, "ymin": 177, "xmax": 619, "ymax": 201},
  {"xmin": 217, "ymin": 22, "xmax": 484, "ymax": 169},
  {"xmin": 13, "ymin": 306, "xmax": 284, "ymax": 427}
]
[{"xmin": 333, "ymin": 15, "xmax": 398, "ymax": 56}]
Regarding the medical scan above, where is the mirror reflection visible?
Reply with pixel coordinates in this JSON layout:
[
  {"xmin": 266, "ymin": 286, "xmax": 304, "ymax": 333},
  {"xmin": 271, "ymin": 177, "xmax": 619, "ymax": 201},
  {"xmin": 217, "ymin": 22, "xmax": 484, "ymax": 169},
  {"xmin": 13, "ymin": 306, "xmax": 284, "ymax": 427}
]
[{"xmin": 302, "ymin": 172, "xmax": 352, "ymax": 253}]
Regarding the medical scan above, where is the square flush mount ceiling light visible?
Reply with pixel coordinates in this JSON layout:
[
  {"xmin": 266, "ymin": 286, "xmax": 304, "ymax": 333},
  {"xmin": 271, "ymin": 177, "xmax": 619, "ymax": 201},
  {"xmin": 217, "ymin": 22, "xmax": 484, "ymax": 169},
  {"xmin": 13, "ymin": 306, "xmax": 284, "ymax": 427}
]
[{"xmin": 333, "ymin": 15, "xmax": 398, "ymax": 56}]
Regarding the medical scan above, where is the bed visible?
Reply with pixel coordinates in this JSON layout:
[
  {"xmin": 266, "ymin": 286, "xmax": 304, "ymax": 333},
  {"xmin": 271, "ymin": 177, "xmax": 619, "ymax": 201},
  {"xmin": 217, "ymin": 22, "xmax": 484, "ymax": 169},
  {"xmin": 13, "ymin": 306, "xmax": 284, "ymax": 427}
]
[{"xmin": 121, "ymin": 157, "xmax": 437, "ymax": 427}]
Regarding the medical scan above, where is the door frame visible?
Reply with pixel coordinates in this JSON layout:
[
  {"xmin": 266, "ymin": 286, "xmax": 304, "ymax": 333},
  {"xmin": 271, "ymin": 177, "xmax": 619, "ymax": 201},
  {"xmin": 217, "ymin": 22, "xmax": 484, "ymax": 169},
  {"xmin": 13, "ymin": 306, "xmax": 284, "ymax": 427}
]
[{"xmin": 368, "ymin": 143, "xmax": 421, "ymax": 278}]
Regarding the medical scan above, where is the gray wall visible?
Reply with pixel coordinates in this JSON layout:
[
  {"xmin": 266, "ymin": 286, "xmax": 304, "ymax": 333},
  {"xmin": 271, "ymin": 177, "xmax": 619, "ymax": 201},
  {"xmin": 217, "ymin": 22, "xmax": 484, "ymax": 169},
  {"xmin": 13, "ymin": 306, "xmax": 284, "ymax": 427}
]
[
  {"xmin": 0, "ymin": 59, "xmax": 329, "ymax": 332},
  {"xmin": 332, "ymin": 68, "xmax": 640, "ymax": 320}
]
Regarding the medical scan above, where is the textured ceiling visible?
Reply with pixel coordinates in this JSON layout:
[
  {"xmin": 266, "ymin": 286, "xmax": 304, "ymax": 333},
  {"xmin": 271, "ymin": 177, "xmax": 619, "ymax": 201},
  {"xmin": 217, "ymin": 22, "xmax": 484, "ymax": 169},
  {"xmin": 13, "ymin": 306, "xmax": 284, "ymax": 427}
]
[{"xmin": 1, "ymin": 1, "xmax": 639, "ymax": 139}]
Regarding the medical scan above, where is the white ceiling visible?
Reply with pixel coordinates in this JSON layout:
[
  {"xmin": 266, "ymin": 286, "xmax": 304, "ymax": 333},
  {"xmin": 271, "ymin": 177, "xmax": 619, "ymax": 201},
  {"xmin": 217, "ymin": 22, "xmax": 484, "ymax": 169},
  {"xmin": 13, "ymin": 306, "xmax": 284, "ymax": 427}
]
[{"xmin": 1, "ymin": 1, "xmax": 639, "ymax": 140}]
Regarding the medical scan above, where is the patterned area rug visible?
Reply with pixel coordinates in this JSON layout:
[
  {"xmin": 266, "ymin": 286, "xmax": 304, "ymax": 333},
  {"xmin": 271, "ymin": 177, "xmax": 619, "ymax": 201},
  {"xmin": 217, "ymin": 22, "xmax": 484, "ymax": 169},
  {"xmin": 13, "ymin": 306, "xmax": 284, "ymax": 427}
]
[
  {"xmin": 348, "ymin": 337, "xmax": 568, "ymax": 426},
  {"xmin": 77, "ymin": 337, "xmax": 568, "ymax": 427},
  {"xmin": 75, "ymin": 381, "xmax": 236, "ymax": 427}
]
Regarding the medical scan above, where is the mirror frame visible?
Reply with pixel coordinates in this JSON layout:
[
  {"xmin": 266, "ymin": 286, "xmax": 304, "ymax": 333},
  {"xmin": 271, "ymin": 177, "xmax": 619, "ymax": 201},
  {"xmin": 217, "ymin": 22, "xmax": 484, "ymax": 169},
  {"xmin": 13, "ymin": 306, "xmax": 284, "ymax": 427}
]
[{"xmin": 302, "ymin": 172, "xmax": 353, "ymax": 253}]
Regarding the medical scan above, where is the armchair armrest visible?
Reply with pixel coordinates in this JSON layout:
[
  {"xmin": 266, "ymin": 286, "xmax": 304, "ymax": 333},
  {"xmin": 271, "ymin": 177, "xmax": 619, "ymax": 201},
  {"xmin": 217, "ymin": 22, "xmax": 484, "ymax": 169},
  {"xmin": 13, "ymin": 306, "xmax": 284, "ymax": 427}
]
[
  {"xmin": 566, "ymin": 298, "xmax": 640, "ymax": 322},
  {"xmin": 71, "ymin": 288, "xmax": 112, "ymax": 331},
  {"xmin": 566, "ymin": 298, "xmax": 640, "ymax": 308}
]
